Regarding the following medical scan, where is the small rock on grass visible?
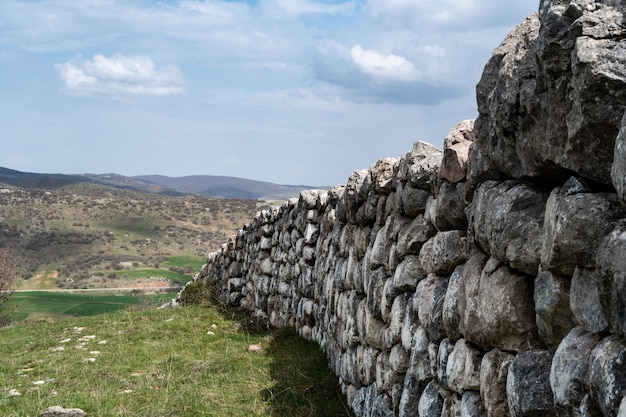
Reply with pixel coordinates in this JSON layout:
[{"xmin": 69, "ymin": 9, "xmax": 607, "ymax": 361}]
[{"xmin": 41, "ymin": 406, "xmax": 86, "ymax": 417}]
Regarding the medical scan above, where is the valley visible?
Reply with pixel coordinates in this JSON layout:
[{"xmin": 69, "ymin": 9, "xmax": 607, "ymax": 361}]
[{"xmin": 0, "ymin": 183, "xmax": 268, "ymax": 294}]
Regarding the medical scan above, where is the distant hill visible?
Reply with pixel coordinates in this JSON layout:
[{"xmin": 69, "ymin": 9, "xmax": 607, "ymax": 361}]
[
  {"xmin": 0, "ymin": 167, "xmax": 321, "ymax": 200},
  {"xmin": 0, "ymin": 167, "xmax": 92, "ymax": 189},
  {"xmin": 134, "ymin": 175, "xmax": 319, "ymax": 200}
]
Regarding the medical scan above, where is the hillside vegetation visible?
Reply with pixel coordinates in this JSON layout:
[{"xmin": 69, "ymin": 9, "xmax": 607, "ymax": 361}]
[{"xmin": 0, "ymin": 183, "xmax": 266, "ymax": 291}]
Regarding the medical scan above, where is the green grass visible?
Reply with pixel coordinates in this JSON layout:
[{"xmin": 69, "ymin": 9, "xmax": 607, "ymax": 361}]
[
  {"xmin": 11, "ymin": 292, "xmax": 177, "ymax": 322},
  {"xmin": 165, "ymin": 256, "xmax": 206, "ymax": 270},
  {"xmin": 0, "ymin": 307, "xmax": 352, "ymax": 417},
  {"xmin": 118, "ymin": 268, "xmax": 192, "ymax": 284}
]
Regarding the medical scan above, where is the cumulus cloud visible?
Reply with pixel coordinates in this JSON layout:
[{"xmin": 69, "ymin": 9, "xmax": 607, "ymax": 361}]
[
  {"xmin": 54, "ymin": 54, "xmax": 186, "ymax": 97},
  {"xmin": 349, "ymin": 45, "xmax": 420, "ymax": 82}
]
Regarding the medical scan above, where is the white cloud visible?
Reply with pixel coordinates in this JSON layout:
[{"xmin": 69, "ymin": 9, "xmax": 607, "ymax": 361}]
[
  {"xmin": 349, "ymin": 45, "xmax": 420, "ymax": 82},
  {"xmin": 263, "ymin": 0, "xmax": 357, "ymax": 18},
  {"xmin": 54, "ymin": 54, "xmax": 186, "ymax": 97}
]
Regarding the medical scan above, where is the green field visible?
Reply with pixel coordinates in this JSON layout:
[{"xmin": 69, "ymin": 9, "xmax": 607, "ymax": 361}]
[
  {"xmin": 11, "ymin": 291, "xmax": 177, "ymax": 322},
  {"xmin": 0, "ymin": 306, "xmax": 352, "ymax": 416}
]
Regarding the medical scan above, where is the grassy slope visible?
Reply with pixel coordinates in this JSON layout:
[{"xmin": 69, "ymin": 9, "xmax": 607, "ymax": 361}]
[{"xmin": 0, "ymin": 307, "xmax": 352, "ymax": 417}]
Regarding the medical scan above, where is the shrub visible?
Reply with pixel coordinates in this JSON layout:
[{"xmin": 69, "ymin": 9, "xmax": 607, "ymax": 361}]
[{"xmin": 0, "ymin": 247, "xmax": 19, "ymax": 326}]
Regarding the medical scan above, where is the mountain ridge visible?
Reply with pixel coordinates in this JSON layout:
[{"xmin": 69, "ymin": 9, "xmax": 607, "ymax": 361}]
[{"xmin": 0, "ymin": 167, "xmax": 323, "ymax": 200}]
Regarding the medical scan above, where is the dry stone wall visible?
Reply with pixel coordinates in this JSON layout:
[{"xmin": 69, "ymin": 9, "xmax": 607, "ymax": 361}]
[{"xmin": 173, "ymin": 1, "xmax": 626, "ymax": 416}]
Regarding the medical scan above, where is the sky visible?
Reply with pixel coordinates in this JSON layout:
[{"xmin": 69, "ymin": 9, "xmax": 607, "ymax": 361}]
[{"xmin": 0, "ymin": 0, "xmax": 538, "ymax": 187}]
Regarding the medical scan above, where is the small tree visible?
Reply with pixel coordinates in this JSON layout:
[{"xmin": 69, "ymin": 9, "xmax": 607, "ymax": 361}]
[{"xmin": 0, "ymin": 247, "xmax": 19, "ymax": 326}]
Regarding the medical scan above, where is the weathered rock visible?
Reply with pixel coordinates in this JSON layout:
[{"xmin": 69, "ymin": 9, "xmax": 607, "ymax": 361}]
[
  {"xmin": 612, "ymin": 111, "xmax": 626, "ymax": 202},
  {"xmin": 534, "ymin": 268, "xmax": 576, "ymax": 350},
  {"xmin": 461, "ymin": 391, "xmax": 486, "ymax": 417},
  {"xmin": 596, "ymin": 219, "xmax": 626, "ymax": 338},
  {"xmin": 372, "ymin": 158, "xmax": 399, "ymax": 195},
  {"xmin": 480, "ymin": 349, "xmax": 514, "ymax": 417},
  {"xmin": 473, "ymin": 1, "xmax": 626, "ymax": 185},
  {"xmin": 41, "ymin": 407, "xmax": 86, "ymax": 417},
  {"xmin": 542, "ymin": 178, "xmax": 623, "ymax": 276},
  {"xmin": 440, "ymin": 120, "xmax": 475, "ymax": 184},
  {"xmin": 431, "ymin": 181, "xmax": 468, "ymax": 232},
  {"xmin": 398, "ymin": 369, "xmax": 426, "ymax": 417},
  {"xmin": 588, "ymin": 335, "xmax": 626, "ymax": 417},
  {"xmin": 436, "ymin": 338, "xmax": 456, "ymax": 388},
  {"xmin": 428, "ymin": 275, "xmax": 449, "ymax": 344},
  {"xmin": 393, "ymin": 255, "xmax": 424, "ymax": 292},
  {"xmin": 418, "ymin": 380, "xmax": 444, "ymax": 417},
  {"xmin": 442, "ymin": 393, "xmax": 462, "ymax": 417},
  {"xmin": 470, "ymin": 180, "xmax": 547, "ymax": 275},
  {"xmin": 570, "ymin": 267, "xmax": 609, "ymax": 334},
  {"xmin": 419, "ymin": 231, "xmax": 469, "ymax": 276},
  {"xmin": 398, "ymin": 184, "xmax": 431, "ymax": 218},
  {"xmin": 446, "ymin": 339, "xmax": 483, "ymax": 394},
  {"xmin": 408, "ymin": 326, "xmax": 434, "ymax": 383},
  {"xmin": 442, "ymin": 265, "xmax": 464, "ymax": 342},
  {"xmin": 506, "ymin": 351, "xmax": 557, "ymax": 417},
  {"xmin": 550, "ymin": 326, "xmax": 601, "ymax": 414},
  {"xmin": 406, "ymin": 145, "xmax": 443, "ymax": 190},
  {"xmin": 459, "ymin": 255, "xmax": 540, "ymax": 352},
  {"xmin": 396, "ymin": 215, "xmax": 436, "ymax": 257}
]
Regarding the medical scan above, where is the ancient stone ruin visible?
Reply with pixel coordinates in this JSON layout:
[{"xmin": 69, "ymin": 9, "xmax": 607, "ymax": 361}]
[{"xmin": 172, "ymin": 1, "xmax": 626, "ymax": 416}]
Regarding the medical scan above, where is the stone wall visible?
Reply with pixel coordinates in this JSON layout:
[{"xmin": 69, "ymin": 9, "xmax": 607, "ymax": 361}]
[{"xmin": 173, "ymin": 1, "xmax": 626, "ymax": 416}]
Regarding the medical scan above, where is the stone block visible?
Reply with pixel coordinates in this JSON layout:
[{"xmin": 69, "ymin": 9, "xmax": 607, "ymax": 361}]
[
  {"xmin": 550, "ymin": 326, "xmax": 600, "ymax": 414},
  {"xmin": 446, "ymin": 339, "xmax": 483, "ymax": 394},
  {"xmin": 506, "ymin": 351, "xmax": 556, "ymax": 417},
  {"xmin": 470, "ymin": 180, "xmax": 547, "ymax": 275},
  {"xmin": 588, "ymin": 335, "xmax": 626, "ymax": 417},
  {"xmin": 459, "ymin": 255, "xmax": 540, "ymax": 352},
  {"xmin": 480, "ymin": 348, "xmax": 514, "ymax": 417}
]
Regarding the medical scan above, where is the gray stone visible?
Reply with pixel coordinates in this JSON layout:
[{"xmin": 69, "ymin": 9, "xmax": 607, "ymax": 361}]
[
  {"xmin": 588, "ymin": 335, "xmax": 626, "ymax": 417},
  {"xmin": 372, "ymin": 158, "xmax": 399, "ymax": 195},
  {"xmin": 440, "ymin": 119, "xmax": 475, "ymax": 184},
  {"xmin": 431, "ymin": 181, "xmax": 468, "ymax": 232},
  {"xmin": 611, "ymin": 111, "xmax": 626, "ymax": 201},
  {"xmin": 399, "ymin": 184, "xmax": 431, "ymax": 218},
  {"xmin": 442, "ymin": 393, "xmax": 462, "ymax": 417},
  {"xmin": 408, "ymin": 326, "xmax": 434, "ymax": 383},
  {"xmin": 443, "ymin": 265, "xmax": 464, "ymax": 342},
  {"xmin": 570, "ymin": 267, "xmax": 609, "ymax": 334},
  {"xmin": 461, "ymin": 391, "xmax": 486, "ymax": 417},
  {"xmin": 542, "ymin": 180, "xmax": 623, "ymax": 276},
  {"xmin": 407, "ymin": 146, "xmax": 443, "ymax": 190},
  {"xmin": 550, "ymin": 327, "xmax": 600, "ymax": 414},
  {"xmin": 506, "ymin": 351, "xmax": 556, "ymax": 417},
  {"xmin": 480, "ymin": 348, "xmax": 514, "ymax": 417},
  {"xmin": 470, "ymin": 180, "xmax": 547, "ymax": 275},
  {"xmin": 419, "ymin": 231, "xmax": 469, "ymax": 276},
  {"xmin": 41, "ymin": 407, "xmax": 86, "ymax": 417},
  {"xmin": 446, "ymin": 339, "xmax": 483, "ymax": 394},
  {"xmin": 396, "ymin": 214, "xmax": 436, "ymax": 257},
  {"xmin": 473, "ymin": 1, "xmax": 626, "ymax": 185},
  {"xmin": 418, "ymin": 380, "xmax": 444, "ymax": 417},
  {"xmin": 596, "ymin": 219, "xmax": 626, "ymax": 338},
  {"xmin": 459, "ymin": 255, "xmax": 540, "ymax": 352},
  {"xmin": 428, "ymin": 275, "xmax": 449, "ymax": 345},
  {"xmin": 393, "ymin": 255, "xmax": 423, "ymax": 292},
  {"xmin": 399, "ymin": 369, "xmax": 426, "ymax": 417},
  {"xmin": 436, "ymin": 338, "xmax": 456, "ymax": 388},
  {"xmin": 534, "ymin": 268, "xmax": 576, "ymax": 350}
]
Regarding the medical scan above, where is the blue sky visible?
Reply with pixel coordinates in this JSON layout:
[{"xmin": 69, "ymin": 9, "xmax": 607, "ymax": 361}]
[{"xmin": 0, "ymin": 0, "xmax": 537, "ymax": 186}]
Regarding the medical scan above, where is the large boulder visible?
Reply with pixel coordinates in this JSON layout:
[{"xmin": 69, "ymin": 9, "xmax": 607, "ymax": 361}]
[
  {"xmin": 459, "ymin": 254, "xmax": 540, "ymax": 352},
  {"xmin": 470, "ymin": 180, "xmax": 548, "ymax": 275},
  {"xmin": 472, "ymin": 1, "xmax": 626, "ymax": 186}
]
